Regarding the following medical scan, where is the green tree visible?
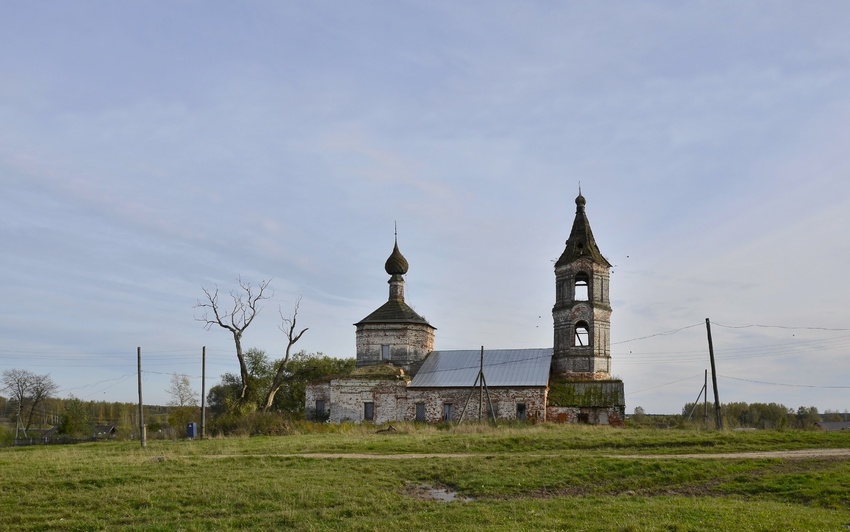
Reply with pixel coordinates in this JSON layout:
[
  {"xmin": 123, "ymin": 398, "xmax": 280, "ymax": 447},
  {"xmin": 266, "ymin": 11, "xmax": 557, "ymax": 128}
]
[
  {"xmin": 207, "ymin": 350, "xmax": 354, "ymax": 420},
  {"xmin": 58, "ymin": 397, "xmax": 93, "ymax": 437},
  {"xmin": 823, "ymin": 410, "xmax": 843, "ymax": 422},
  {"xmin": 207, "ymin": 348, "xmax": 275, "ymax": 415},
  {"xmin": 723, "ymin": 402, "xmax": 749, "ymax": 429},
  {"xmin": 269, "ymin": 351, "xmax": 355, "ymax": 417},
  {"xmin": 748, "ymin": 402, "xmax": 790, "ymax": 429},
  {"xmin": 261, "ymin": 299, "xmax": 308, "ymax": 412},
  {"xmin": 796, "ymin": 406, "xmax": 820, "ymax": 429},
  {"xmin": 207, "ymin": 372, "xmax": 242, "ymax": 416},
  {"xmin": 682, "ymin": 401, "xmax": 713, "ymax": 425}
]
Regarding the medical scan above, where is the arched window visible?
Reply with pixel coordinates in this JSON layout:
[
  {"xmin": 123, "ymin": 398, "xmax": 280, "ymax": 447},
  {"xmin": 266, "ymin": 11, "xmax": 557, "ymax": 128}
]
[
  {"xmin": 574, "ymin": 273, "xmax": 589, "ymax": 301},
  {"xmin": 575, "ymin": 321, "xmax": 590, "ymax": 347}
]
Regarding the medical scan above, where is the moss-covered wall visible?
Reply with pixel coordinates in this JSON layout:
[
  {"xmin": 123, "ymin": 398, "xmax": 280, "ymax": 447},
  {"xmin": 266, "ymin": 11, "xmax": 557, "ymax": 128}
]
[{"xmin": 547, "ymin": 379, "xmax": 624, "ymax": 408}]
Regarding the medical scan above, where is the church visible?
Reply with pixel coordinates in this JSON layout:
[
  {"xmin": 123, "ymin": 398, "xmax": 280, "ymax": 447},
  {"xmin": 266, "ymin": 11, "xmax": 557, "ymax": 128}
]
[{"xmin": 306, "ymin": 193, "xmax": 626, "ymax": 426}]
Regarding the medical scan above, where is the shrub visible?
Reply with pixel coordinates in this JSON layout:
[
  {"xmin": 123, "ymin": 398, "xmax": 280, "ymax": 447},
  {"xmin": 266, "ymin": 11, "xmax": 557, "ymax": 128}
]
[{"xmin": 209, "ymin": 411, "xmax": 292, "ymax": 437}]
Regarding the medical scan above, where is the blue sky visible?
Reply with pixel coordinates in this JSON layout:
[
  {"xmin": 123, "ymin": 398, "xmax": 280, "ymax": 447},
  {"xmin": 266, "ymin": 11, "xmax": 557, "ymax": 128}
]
[{"xmin": 2, "ymin": 2, "xmax": 849, "ymax": 413}]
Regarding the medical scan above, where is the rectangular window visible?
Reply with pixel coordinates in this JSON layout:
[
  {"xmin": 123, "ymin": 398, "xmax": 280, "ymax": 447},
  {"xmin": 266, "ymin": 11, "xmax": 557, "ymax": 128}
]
[
  {"xmin": 578, "ymin": 413, "xmax": 590, "ymax": 424},
  {"xmin": 516, "ymin": 403, "xmax": 527, "ymax": 421},
  {"xmin": 381, "ymin": 344, "xmax": 390, "ymax": 360},
  {"xmin": 315, "ymin": 400, "xmax": 325, "ymax": 416},
  {"xmin": 364, "ymin": 402, "xmax": 374, "ymax": 422},
  {"xmin": 415, "ymin": 403, "xmax": 426, "ymax": 422},
  {"xmin": 442, "ymin": 403, "xmax": 454, "ymax": 422}
]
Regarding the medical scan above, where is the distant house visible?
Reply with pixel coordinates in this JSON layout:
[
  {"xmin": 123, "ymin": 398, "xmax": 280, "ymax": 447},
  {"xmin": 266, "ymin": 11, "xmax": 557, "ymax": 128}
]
[
  {"xmin": 814, "ymin": 421, "xmax": 850, "ymax": 432},
  {"xmin": 94, "ymin": 424, "xmax": 117, "ymax": 438},
  {"xmin": 40, "ymin": 427, "xmax": 58, "ymax": 443},
  {"xmin": 307, "ymin": 193, "xmax": 626, "ymax": 426}
]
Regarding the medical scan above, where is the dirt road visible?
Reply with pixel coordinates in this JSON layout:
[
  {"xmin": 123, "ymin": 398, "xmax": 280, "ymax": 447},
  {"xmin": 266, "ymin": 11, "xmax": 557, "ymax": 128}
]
[{"xmin": 206, "ymin": 448, "xmax": 850, "ymax": 460}]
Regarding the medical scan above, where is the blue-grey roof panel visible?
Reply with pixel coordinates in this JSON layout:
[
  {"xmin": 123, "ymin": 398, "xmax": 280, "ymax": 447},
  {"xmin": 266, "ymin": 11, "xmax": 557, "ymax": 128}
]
[{"xmin": 409, "ymin": 349, "xmax": 553, "ymax": 388}]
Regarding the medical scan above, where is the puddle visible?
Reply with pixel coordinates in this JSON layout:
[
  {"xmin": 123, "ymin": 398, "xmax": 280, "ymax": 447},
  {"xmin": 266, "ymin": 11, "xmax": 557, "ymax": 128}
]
[{"xmin": 407, "ymin": 483, "xmax": 474, "ymax": 503}]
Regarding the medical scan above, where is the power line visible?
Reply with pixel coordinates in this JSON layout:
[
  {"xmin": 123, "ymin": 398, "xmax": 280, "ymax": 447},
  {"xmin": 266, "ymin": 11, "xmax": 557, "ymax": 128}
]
[
  {"xmin": 626, "ymin": 373, "xmax": 704, "ymax": 396},
  {"xmin": 712, "ymin": 322, "xmax": 850, "ymax": 332},
  {"xmin": 3, "ymin": 320, "xmax": 849, "ymax": 403},
  {"xmin": 612, "ymin": 322, "xmax": 704, "ymax": 345},
  {"xmin": 718, "ymin": 374, "xmax": 850, "ymax": 390}
]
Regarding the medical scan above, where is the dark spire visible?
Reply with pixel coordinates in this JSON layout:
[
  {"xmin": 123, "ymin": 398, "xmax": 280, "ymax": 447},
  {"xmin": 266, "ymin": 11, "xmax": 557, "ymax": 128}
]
[{"xmin": 555, "ymin": 192, "xmax": 611, "ymax": 268}]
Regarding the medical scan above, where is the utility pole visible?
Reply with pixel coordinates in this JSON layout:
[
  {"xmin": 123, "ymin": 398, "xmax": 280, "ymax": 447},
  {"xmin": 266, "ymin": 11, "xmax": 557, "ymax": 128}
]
[
  {"xmin": 14, "ymin": 402, "xmax": 22, "ymax": 443},
  {"xmin": 705, "ymin": 318, "xmax": 723, "ymax": 430},
  {"xmin": 478, "ymin": 347, "xmax": 484, "ymax": 422},
  {"xmin": 458, "ymin": 346, "xmax": 497, "ymax": 424},
  {"xmin": 200, "ymin": 346, "xmax": 206, "ymax": 439},
  {"xmin": 703, "ymin": 369, "xmax": 708, "ymax": 426},
  {"xmin": 685, "ymin": 383, "xmax": 705, "ymax": 422},
  {"xmin": 137, "ymin": 346, "xmax": 146, "ymax": 448}
]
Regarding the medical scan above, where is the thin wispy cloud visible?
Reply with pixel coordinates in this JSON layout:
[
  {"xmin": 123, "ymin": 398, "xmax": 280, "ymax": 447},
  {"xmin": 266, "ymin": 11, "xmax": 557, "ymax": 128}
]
[{"xmin": 1, "ymin": 2, "xmax": 848, "ymax": 412}]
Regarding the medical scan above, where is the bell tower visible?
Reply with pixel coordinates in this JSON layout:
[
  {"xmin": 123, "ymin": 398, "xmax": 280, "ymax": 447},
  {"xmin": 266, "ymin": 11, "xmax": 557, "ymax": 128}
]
[{"xmin": 552, "ymin": 192, "xmax": 612, "ymax": 379}]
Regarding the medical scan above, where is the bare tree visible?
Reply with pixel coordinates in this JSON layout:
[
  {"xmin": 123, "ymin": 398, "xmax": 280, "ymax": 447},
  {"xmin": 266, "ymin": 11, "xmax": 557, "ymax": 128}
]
[
  {"xmin": 1, "ymin": 369, "xmax": 59, "ymax": 435},
  {"xmin": 195, "ymin": 277, "xmax": 271, "ymax": 404},
  {"xmin": 261, "ymin": 298, "xmax": 309, "ymax": 412},
  {"xmin": 166, "ymin": 373, "xmax": 199, "ymax": 407}
]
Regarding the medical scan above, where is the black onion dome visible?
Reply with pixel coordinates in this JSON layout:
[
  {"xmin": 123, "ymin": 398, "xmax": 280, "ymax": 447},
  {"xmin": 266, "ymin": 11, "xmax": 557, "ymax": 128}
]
[
  {"xmin": 384, "ymin": 241, "xmax": 409, "ymax": 275},
  {"xmin": 575, "ymin": 193, "xmax": 586, "ymax": 210}
]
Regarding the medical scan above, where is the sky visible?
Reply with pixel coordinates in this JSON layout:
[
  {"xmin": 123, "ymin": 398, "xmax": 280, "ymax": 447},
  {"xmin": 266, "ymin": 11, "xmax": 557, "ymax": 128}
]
[{"xmin": 2, "ymin": 2, "xmax": 849, "ymax": 414}]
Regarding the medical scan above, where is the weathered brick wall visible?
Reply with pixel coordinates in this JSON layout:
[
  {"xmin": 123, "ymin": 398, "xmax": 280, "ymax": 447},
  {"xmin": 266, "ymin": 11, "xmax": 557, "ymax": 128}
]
[
  {"xmin": 305, "ymin": 382, "xmax": 331, "ymax": 420},
  {"xmin": 327, "ymin": 378, "xmax": 409, "ymax": 424},
  {"xmin": 355, "ymin": 323, "xmax": 434, "ymax": 373},
  {"xmin": 312, "ymin": 377, "xmax": 626, "ymax": 426},
  {"xmin": 406, "ymin": 387, "xmax": 547, "ymax": 423},
  {"xmin": 546, "ymin": 405, "xmax": 625, "ymax": 427},
  {"xmin": 552, "ymin": 257, "xmax": 612, "ymax": 378}
]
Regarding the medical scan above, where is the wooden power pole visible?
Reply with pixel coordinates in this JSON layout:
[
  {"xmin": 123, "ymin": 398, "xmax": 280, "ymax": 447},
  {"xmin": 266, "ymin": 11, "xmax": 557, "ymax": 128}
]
[
  {"xmin": 201, "ymin": 346, "xmax": 206, "ymax": 439},
  {"xmin": 458, "ymin": 346, "xmax": 497, "ymax": 424},
  {"xmin": 137, "ymin": 346, "xmax": 146, "ymax": 448},
  {"xmin": 705, "ymin": 318, "xmax": 723, "ymax": 430}
]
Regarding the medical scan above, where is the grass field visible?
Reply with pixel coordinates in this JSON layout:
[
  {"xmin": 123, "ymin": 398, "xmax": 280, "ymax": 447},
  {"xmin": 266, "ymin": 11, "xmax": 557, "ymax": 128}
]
[{"xmin": 1, "ymin": 423, "xmax": 849, "ymax": 531}]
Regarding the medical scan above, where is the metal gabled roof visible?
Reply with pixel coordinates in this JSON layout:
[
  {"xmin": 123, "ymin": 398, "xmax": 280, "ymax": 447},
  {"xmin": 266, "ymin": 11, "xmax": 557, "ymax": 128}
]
[{"xmin": 409, "ymin": 348, "xmax": 553, "ymax": 388}]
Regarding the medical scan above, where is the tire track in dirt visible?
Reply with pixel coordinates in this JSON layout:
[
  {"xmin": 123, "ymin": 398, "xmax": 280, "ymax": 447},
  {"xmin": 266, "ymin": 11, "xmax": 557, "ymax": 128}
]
[
  {"xmin": 201, "ymin": 448, "xmax": 850, "ymax": 460},
  {"xmin": 607, "ymin": 448, "xmax": 850, "ymax": 460}
]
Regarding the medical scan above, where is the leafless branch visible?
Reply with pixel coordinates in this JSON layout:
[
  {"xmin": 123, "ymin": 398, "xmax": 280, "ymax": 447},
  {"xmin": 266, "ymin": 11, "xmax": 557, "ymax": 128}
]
[
  {"xmin": 261, "ymin": 297, "xmax": 309, "ymax": 412},
  {"xmin": 279, "ymin": 296, "xmax": 309, "ymax": 362},
  {"xmin": 195, "ymin": 278, "xmax": 272, "ymax": 332},
  {"xmin": 195, "ymin": 277, "xmax": 272, "ymax": 403}
]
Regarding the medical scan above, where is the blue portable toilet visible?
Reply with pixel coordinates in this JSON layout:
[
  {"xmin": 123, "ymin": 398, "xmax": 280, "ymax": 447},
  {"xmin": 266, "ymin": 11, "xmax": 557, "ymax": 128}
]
[{"xmin": 186, "ymin": 422, "xmax": 197, "ymax": 439}]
